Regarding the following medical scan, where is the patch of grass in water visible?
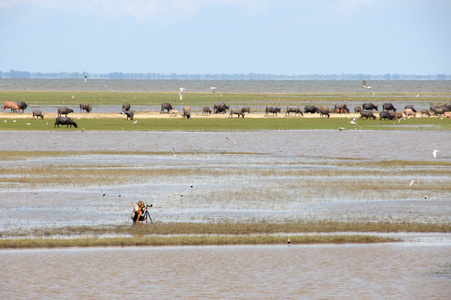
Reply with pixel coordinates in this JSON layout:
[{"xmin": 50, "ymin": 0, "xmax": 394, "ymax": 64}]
[{"xmin": 0, "ymin": 235, "xmax": 398, "ymax": 248}]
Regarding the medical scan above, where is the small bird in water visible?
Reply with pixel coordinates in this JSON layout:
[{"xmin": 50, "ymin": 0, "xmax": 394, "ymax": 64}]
[
  {"xmin": 339, "ymin": 127, "xmax": 345, "ymax": 132},
  {"xmin": 133, "ymin": 120, "xmax": 138, "ymax": 124},
  {"xmin": 409, "ymin": 180, "xmax": 415, "ymax": 186},
  {"xmin": 102, "ymin": 193, "xmax": 106, "ymax": 198},
  {"xmin": 432, "ymin": 150, "xmax": 439, "ymax": 158},
  {"xmin": 118, "ymin": 194, "xmax": 121, "ymax": 198},
  {"xmin": 288, "ymin": 238, "xmax": 291, "ymax": 246},
  {"xmin": 172, "ymin": 147, "xmax": 176, "ymax": 157}
]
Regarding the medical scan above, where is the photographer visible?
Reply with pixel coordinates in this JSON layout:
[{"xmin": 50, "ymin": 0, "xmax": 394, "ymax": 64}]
[{"xmin": 131, "ymin": 201, "xmax": 146, "ymax": 223}]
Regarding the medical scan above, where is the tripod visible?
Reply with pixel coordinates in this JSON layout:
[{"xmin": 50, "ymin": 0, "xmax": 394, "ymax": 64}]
[{"xmin": 142, "ymin": 209, "xmax": 153, "ymax": 224}]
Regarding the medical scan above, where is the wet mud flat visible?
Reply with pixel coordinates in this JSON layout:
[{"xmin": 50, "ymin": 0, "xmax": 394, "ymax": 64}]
[{"xmin": 0, "ymin": 130, "xmax": 450, "ymax": 233}]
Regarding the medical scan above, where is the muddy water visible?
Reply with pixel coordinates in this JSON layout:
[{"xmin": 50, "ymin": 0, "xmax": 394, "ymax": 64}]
[{"xmin": 1, "ymin": 243, "xmax": 450, "ymax": 299}]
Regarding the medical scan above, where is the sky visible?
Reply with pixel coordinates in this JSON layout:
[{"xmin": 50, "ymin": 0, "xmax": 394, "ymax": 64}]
[{"xmin": 1, "ymin": 0, "xmax": 450, "ymax": 75}]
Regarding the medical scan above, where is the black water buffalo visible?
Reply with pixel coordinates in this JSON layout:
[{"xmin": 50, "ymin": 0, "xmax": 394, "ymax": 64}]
[
  {"xmin": 379, "ymin": 110, "xmax": 395, "ymax": 120},
  {"xmin": 241, "ymin": 106, "xmax": 251, "ymax": 114},
  {"xmin": 265, "ymin": 106, "xmax": 281, "ymax": 116},
  {"xmin": 124, "ymin": 110, "xmax": 134, "ymax": 120},
  {"xmin": 122, "ymin": 103, "xmax": 131, "ymax": 113},
  {"xmin": 57, "ymin": 107, "xmax": 74, "ymax": 117},
  {"xmin": 54, "ymin": 117, "xmax": 78, "ymax": 128},
  {"xmin": 362, "ymin": 103, "xmax": 378, "ymax": 111},
  {"xmin": 16, "ymin": 101, "xmax": 28, "ymax": 113},
  {"xmin": 79, "ymin": 103, "xmax": 92, "ymax": 113},
  {"xmin": 183, "ymin": 106, "xmax": 191, "ymax": 119},
  {"xmin": 319, "ymin": 106, "xmax": 330, "ymax": 118},
  {"xmin": 202, "ymin": 107, "xmax": 211, "ymax": 115},
  {"xmin": 334, "ymin": 104, "xmax": 350, "ymax": 113},
  {"xmin": 431, "ymin": 106, "xmax": 445, "ymax": 116},
  {"xmin": 444, "ymin": 102, "xmax": 451, "ymax": 112},
  {"xmin": 160, "ymin": 102, "xmax": 173, "ymax": 113},
  {"xmin": 285, "ymin": 106, "xmax": 304, "ymax": 116},
  {"xmin": 229, "ymin": 108, "xmax": 244, "ymax": 118},
  {"xmin": 360, "ymin": 111, "xmax": 376, "ymax": 119},
  {"xmin": 32, "ymin": 109, "xmax": 44, "ymax": 119},
  {"xmin": 405, "ymin": 105, "xmax": 417, "ymax": 113},
  {"xmin": 354, "ymin": 106, "xmax": 362, "ymax": 113},
  {"xmin": 214, "ymin": 102, "xmax": 229, "ymax": 114},
  {"xmin": 382, "ymin": 103, "xmax": 396, "ymax": 112},
  {"xmin": 430, "ymin": 105, "xmax": 442, "ymax": 114},
  {"xmin": 304, "ymin": 105, "xmax": 318, "ymax": 114}
]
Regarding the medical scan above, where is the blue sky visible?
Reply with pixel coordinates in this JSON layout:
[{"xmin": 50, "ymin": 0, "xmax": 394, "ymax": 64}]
[{"xmin": 1, "ymin": 0, "xmax": 450, "ymax": 75}]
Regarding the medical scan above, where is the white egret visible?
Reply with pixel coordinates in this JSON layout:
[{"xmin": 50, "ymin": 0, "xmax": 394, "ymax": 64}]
[{"xmin": 179, "ymin": 87, "xmax": 186, "ymax": 100}]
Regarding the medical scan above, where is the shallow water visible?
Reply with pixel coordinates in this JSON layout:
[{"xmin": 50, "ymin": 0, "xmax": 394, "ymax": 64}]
[
  {"xmin": 1, "ymin": 78, "xmax": 451, "ymax": 94},
  {"xmin": 0, "ymin": 130, "xmax": 450, "ymax": 231},
  {"xmin": 1, "ymin": 243, "xmax": 450, "ymax": 299}
]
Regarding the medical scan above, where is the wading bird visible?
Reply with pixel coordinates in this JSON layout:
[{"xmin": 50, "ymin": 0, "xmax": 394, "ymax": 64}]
[{"xmin": 362, "ymin": 80, "xmax": 372, "ymax": 89}]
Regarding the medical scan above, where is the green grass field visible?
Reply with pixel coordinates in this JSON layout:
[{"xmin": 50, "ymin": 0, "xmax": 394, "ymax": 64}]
[{"xmin": 1, "ymin": 114, "xmax": 450, "ymax": 131}]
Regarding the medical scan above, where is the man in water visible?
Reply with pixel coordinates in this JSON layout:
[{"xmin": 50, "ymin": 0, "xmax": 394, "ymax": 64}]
[{"xmin": 131, "ymin": 201, "xmax": 146, "ymax": 223}]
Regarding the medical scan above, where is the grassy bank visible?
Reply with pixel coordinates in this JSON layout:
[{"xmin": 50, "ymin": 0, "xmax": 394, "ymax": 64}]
[
  {"xmin": 1, "ymin": 221, "xmax": 449, "ymax": 248},
  {"xmin": 15, "ymin": 221, "xmax": 450, "ymax": 237},
  {"xmin": 1, "ymin": 114, "xmax": 450, "ymax": 131},
  {"xmin": 0, "ymin": 235, "xmax": 397, "ymax": 249}
]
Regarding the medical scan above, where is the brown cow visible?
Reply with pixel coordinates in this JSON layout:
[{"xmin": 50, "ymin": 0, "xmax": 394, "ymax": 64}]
[
  {"xmin": 395, "ymin": 112, "xmax": 404, "ymax": 119},
  {"xmin": 2, "ymin": 101, "xmax": 21, "ymax": 113},
  {"xmin": 421, "ymin": 109, "xmax": 430, "ymax": 117},
  {"xmin": 405, "ymin": 108, "xmax": 416, "ymax": 118},
  {"xmin": 183, "ymin": 106, "xmax": 191, "ymax": 119},
  {"xmin": 202, "ymin": 107, "xmax": 211, "ymax": 116},
  {"xmin": 444, "ymin": 112, "xmax": 451, "ymax": 119}
]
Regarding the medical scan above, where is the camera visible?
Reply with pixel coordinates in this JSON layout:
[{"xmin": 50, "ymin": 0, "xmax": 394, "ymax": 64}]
[{"xmin": 145, "ymin": 204, "xmax": 153, "ymax": 208}]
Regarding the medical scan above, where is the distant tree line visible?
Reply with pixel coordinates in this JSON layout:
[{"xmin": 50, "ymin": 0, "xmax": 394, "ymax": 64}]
[{"xmin": 1, "ymin": 69, "xmax": 449, "ymax": 80}]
